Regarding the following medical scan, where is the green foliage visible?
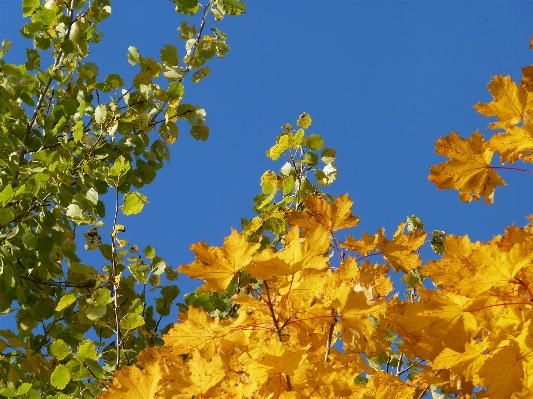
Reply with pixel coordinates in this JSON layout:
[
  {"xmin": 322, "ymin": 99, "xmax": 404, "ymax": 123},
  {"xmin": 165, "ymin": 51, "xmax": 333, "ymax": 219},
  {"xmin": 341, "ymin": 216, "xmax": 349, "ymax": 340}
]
[{"xmin": 0, "ymin": 0, "xmax": 245, "ymax": 396}]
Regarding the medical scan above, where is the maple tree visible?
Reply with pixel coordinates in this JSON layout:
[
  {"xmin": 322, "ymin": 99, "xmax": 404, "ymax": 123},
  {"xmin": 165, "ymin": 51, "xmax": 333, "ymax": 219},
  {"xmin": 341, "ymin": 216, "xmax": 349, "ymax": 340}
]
[
  {"xmin": 98, "ymin": 38, "xmax": 533, "ymax": 399},
  {"xmin": 0, "ymin": 0, "xmax": 246, "ymax": 397}
]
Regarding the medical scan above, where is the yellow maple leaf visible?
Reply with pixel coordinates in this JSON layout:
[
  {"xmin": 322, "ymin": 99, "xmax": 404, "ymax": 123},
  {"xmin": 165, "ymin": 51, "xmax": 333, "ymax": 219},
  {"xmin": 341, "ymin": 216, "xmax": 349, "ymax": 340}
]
[
  {"xmin": 247, "ymin": 225, "xmax": 330, "ymax": 280},
  {"xmin": 386, "ymin": 288, "xmax": 478, "ymax": 360},
  {"xmin": 334, "ymin": 284, "xmax": 388, "ymax": 355},
  {"xmin": 422, "ymin": 234, "xmax": 478, "ymax": 294},
  {"xmin": 287, "ymin": 194, "xmax": 360, "ymax": 232},
  {"xmin": 474, "ymin": 75, "xmax": 532, "ymax": 129},
  {"xmin": 378, "ymin": 222, "xmax": 426, "ymax": 273},
  {"xmin": 428, "ymin": 131, "xmax": 506, "ymax": 204},
  {"xmin": 340, "ymin": 231, "xmax": 379, "ymax": 256},
  {"xmin": 166, "ymin": 350, "xmax": 226, "ymax": 398},
  {"xmin": 99, "ymin": 362, "xmax": 163, "ymax": 399},
  {"xmin": 489, "ymin": 111, "xmax": 533, "ymax": 164},
  {"xmin": 178, "ymin": 228, "xmax": 259, "ymax": 292},
  {"xmin": 432, "ymin": 342, "xmax": 485, "ymax": 383},
  {"xmin": 456, "ymin": 240, "xmax": 533, "ymax": 297},
  {"xmin": 163, "ymin": 307, "xmax": 230, "ymax": 358},
  {"xmin": 356, "ymin": 372, "xmax": 419, "ymax": 399}
]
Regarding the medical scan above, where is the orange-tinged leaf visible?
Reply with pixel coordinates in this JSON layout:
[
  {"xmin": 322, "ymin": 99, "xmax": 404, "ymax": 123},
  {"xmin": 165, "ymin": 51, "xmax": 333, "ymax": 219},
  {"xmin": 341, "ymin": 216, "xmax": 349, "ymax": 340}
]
[
  {"xmin": 521, "ymin": 65, "xmax": 533, "ymax": 92},
  {"xmin": 340, "ymin": 231, "xmax": 379, "ymax": 256},
  {"xmin": 489, "ymin": 111, "xmax": 533, "ymax": 164},
  {"xmin": 99, "ymin": 362, "xmax": 163, "ymax": 399},
  {"xmin": 378, "ymin": 222, "xmax": 426, "ymax": 273},
  {"xmin": 474, "ymin": 75, "xmax": 531, "ymax": 129},
  {"xmin": 178, "ymin": 228, "xmax": 259, "ymax": 291},
  {"xmin": 428, "ymin": 131, "xmax": 505, "ymax": 204},
  {"xmin": 287, "ymin": 194, "xmax": 359, "ymax": 232}
]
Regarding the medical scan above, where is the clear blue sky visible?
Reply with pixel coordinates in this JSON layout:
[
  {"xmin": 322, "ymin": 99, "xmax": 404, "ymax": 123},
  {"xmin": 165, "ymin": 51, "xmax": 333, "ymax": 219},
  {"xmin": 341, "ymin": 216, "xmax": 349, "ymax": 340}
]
[{"xmin": 1, "ymin": 0, "xmax": 533, "ymax": 304}]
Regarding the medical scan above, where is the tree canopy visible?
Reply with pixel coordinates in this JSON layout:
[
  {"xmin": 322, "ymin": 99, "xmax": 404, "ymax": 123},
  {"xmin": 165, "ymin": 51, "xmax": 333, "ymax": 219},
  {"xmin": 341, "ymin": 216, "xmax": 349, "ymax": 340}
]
[{"xmin": 1, "ymin": 1, "xmax": 533, "ymax": 398}]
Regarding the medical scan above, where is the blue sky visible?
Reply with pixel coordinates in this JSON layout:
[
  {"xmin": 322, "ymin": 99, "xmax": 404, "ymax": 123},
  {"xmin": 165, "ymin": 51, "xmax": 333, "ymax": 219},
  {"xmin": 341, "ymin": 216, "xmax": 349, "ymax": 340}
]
[{"xmin": 1, "ymin": 1, "xmax": 533, "ymax": 309}]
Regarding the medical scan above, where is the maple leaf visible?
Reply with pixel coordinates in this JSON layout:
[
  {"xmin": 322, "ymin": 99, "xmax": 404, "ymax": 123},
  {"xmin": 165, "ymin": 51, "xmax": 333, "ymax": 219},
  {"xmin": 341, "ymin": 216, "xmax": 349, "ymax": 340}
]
[
  {"xmin": 340, "ymin": 231, "xmax": 379, "ymax": 256},
  {"xmin": 287, "ymin": 194, "xmax": 360, "ymax": 232},
  {"xmin": 474, "ymin": 75, "xmax": 532, "ymax": 129},
  {"xmin": 428, "ymin": 131, "xmax": 506, "ymax": 204},
  {"xmin": 386, "ymin": 288, "xmax": 478, "ymax": 360},
  {"xmin": 489, "ymin": 111, "xmax": 533, "ymax": 164},
  {"xmin": 432, "ymin": 342, "xmax": 485, "ymax": 384},
  {"xmin": 521, "ymin": 65, "xmax": 533, "ymax": 92},
  {"xmin": 178, "ymin": 228, "xmax": 259, "ymax": 292},
  {"xmin": 378, "ymin": 222, "xmax": 426, "ymax": 273},
  {"xmin": 247, "ymin": 225, "xmax": 330, "ymax": 280},
  {"xmin": 162, "ymin": 307, "xmax": 231, "ymax": 358},
  {"xmin": 422, "ymin": 234, "xmax": 478, "ymax": 294},
  {"xmin": 356, "ymin": 372, "xmax": 419, "ymax": 399},
  {"xmin": 334, "ymin": 284, "xmax": 388, "ymax": 355},
  {"xmin": 99, "ymin": 362, "xmax": 163, "ymax": 399},
  {"xmin": 455, "ymin": 240, "xmax": 533, "ymax": 297},
  {"xmin": 165, "ymin": 350, "xmax": 226, "ymax": 398}
]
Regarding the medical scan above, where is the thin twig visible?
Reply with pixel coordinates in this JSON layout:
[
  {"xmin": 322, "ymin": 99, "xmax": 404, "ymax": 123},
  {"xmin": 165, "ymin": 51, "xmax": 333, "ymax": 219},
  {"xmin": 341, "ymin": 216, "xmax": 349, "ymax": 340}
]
[
  {"xmin": 323, "ymin": 310, "xmax": 337, "ymax": 362},
  {"xmin": 111, "ymin": 184, "xmax": 122, "ymax": 369},
  {"xmin": 18, "ymin": 0, "xmax": 76, "ymax": 164},
  {"xmin": 263, "ymin": 281, "xmax": 292, "ymax": 391}
]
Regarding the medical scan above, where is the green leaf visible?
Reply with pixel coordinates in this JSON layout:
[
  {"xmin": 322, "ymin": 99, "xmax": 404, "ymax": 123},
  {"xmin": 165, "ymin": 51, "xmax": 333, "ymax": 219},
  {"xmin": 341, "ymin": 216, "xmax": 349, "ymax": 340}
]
[
  {"xmin": 56, "ymin": 292, "xmax": 77, "ymax": 311},
  {"xmin": 321, "ymin": 148, "xmax": 336, "ymax": 164},
  {"xmin": 120, "ymin": 313, "xmax": 145, "ymax": 330},
  {"xmin": 66, "ymin": 203, "xmax": 82, "ymax": 219},
  {"xmin": 94, "ymin": 104, "xmax": 107, "ymax": 125},
  {"xmin": 127, "ymin": 46, "xmax": 140, "ymax": 65},
  {"xmin": 306, "ymin": 134, "xmax": 324, "ymax": 150},
  {"xmin": 167, "ymin": 82, "xmax": 184, "ymax": 106},
  {"xmin": 0, "ymin": 40, "xmax": 13, "ymax": 58},
  {"xmin": 76, "ymin": 340, "xmax": 97, "ymax": 361},
  {"xmin": 50, "ymin": 339, "xmax": 71, "ymax": 361},
  {"xmin": 143, "ymin": 245, "xmax": 155, "ymax": 259},
  {"xmin": 190, "ymin": 124, "xmax": 209, "ymax": 141},
  {"xmin": 175, "ymin": 0, "xmax": 199, "ymax": 15},
  {"xmin": 92, "ymin": 288, "xmax": 111, "ymax": 306},
  {"xmin": 16, "ymin": 384, "xmax": 31, "ymax": 396},
  {"xmin": 150, "ymin": 256, "xmax": 166, "ymax": 276},
  {"xmin": 0, "ymin": 208, "xmax": 15, "ymax": 226},
  {"xmin": 86, "ymin": 304, "xmax": 107, "ymax": 320},
  {"xmin": 22, "ymin": 232, "xmax": 37, "ymax": 250},
  {"xmin": 160, "ymin": 44, "xmax": 179, "ymax": 66},
  {"xmin": 22, "ymin": 0, "xmax": 40, "ymax": 17},
  {"xmin": 192, "ymin": 66, "xmax": 210, "ymax": 83},
  {"xmin": 296, "ymin": 112, "xmax": 312, "ymax": 129},
  {"xmin": 122, "ymin": 192, "xmax": 148, "ymax": 215},
  {"xmin": 108, "ymin": 155, "xmax": 131, "ymax": 177},
  {"xmin": 129, "ymin": 258, "xmax": 149, "ymax": 283},
  {"xmin": 51, "ymin": 364, "xmax": 71, "ymax": 389},
  {"xmin": 0, "ymin": 388, "xmax": 16, "ymax": 397},
  {"xmin": 0, "ymin": 184, "xmax": 14, "ymax": 206},
  {"xmin": 221, "ymin": 0, "xmax": 246, "ymax": 15}
]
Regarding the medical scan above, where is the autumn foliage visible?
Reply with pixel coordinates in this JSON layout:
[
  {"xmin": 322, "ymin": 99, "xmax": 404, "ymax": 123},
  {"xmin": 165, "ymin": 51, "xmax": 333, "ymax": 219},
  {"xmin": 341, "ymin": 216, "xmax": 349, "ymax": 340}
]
[{"xmin": 98, "ymin": 39, "xmax": 533, "ymax": 398}]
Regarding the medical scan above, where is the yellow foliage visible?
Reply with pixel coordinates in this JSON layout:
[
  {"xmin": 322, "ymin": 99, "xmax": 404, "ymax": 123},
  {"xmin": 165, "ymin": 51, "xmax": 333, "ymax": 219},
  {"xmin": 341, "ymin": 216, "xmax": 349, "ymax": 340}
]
[{"xmin": 99, "ymin": 40, "xmax": 533, "ymax": 399}]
